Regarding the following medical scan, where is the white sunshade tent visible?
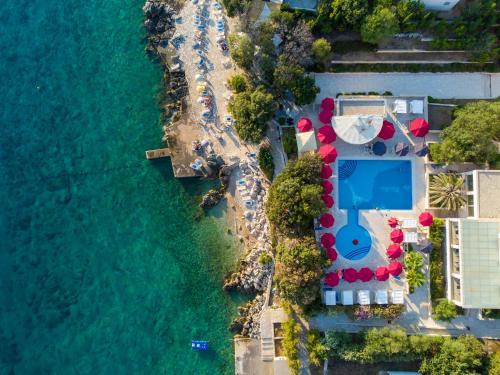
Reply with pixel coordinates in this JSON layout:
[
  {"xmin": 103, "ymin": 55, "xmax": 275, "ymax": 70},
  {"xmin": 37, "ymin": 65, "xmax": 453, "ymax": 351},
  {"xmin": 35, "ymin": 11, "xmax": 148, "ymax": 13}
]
[
  {"xmin": 341, "ymin": 290, "xmax": 354, "ymax": 305},
  {"xmin": 393, "ymin": 99, "xmax": 407, "ymax": 114},
  {"xmin": 375, "ymin": 290, "xmax": 389, "ymax": 304},
  {"xmin": 296, "ymin": 130, "xmax": 317, "ymax": 156},
  {"xmin": 332, "ymin": 115, "xmax": 384, "ymax": 145},
  {"xmin": 325, "ymin": 290, "xmax": 336, "ymax": 306},
  {"xmin": 410, "ymin": 100, "xmax": 424, "ymax": 114},
  {"xmin": 357, "ymin": 290, "xmax": 371, "ymax": 305},
  {"xmin": 392, "ymin": 289, "xmax": 405, "ymax": 304}
]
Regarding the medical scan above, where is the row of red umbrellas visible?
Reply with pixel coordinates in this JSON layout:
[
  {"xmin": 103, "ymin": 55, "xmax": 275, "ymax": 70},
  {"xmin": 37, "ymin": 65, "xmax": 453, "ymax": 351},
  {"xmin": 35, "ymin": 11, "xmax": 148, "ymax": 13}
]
[
  {"xmin": 376, "ymin": 118, "xmax": 429, "ymax": 140},
  {"xmin": 387, "ymin": 212, "xmax": 434, "ymax": 229},
  {"xmin": 324, "ymin": 262, "xmax": 402, "ymax": 287}
]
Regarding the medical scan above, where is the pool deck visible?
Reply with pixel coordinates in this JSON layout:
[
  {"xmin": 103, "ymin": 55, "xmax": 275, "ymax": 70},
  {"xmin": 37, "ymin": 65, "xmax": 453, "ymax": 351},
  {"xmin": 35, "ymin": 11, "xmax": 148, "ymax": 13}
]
[{"xmin": 300, "ymin": 102, "xmax": 428, "ymax": 296}]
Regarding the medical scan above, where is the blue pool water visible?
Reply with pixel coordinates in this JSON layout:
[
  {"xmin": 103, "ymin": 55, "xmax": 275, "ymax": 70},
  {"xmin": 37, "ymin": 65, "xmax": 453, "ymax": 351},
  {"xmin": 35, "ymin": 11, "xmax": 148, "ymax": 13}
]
[
  {"xmin": 338, "ymin": 160, "xmax": 413, "ymax": 210},
  {"xmin": 336, "ymin": 160, "xmax": 412, "ymax": 260}
]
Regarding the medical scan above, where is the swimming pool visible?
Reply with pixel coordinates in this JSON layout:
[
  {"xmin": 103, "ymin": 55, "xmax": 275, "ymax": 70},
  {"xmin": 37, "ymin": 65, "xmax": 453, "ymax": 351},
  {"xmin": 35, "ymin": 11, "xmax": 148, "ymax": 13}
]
[
  {"xmin": 338, "ymin": 159, "xmax": 412, "ymax": 210},
  {"xmin": 335, "ymin": 159, "xmax": 412, "ymax": 261}
]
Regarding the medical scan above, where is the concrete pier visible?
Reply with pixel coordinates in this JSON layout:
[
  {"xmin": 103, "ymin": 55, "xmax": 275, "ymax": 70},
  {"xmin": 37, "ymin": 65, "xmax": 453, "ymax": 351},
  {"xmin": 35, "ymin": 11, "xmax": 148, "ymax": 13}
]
[{"xmin": 145, "ymin": 148, "xmax": 171, "ymax": 159}]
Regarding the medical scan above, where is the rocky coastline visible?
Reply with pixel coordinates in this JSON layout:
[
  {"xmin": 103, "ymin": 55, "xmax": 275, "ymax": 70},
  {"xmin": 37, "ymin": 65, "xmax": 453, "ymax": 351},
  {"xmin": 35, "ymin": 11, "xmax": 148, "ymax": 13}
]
[{"xmin": 142, "ymin": 0, "xmax": 273, "ymax": 340}]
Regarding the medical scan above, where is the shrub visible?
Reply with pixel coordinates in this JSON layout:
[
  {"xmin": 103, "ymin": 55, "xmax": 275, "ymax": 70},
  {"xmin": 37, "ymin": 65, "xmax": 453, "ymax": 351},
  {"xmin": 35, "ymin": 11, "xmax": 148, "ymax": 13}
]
[
  {"xmin": 405, "ymin": 251, "xmax": 425, "ymax": 292},
  {"xmin": 432, "ymin": 299, "xmax": 457, "ymax": 322},
  {"xmin": 258, "ymin": 146, "xmax": 275, "ymax": 180},
  {"xmin": 361, "ymin": 7, "xmax": 399, "ymax": 45},
  {"xmin": 312, "ymin": 38, "xmax": 332, "ymax": 63},
  {"xmin": 488, "ymin": 352, "xmax": 500, "ymax": 375},
  {"xmin": 274, "ymin": 56, "xmax": 320, "ymax": 105},
  {"xmin": 258, "ymin": 252, "xmax": 272, "ymax": 265},
  {"xmin": 307, "ymin": 329, "xmax": 329, "ymax": 366},
  {"xmin": 283, "ymin": 318, "xmax": 301, "ymax": 374},
  {"xmin": 282, "ymin": 127, "xmax": 298, "ymax": 158},
  {"xmin": 227, "ymin": 74, "xmax": 248, "ymax": 93},
  {"xmin": 227, "ymin": 33, "xmax": 255, "ymax": 70}
]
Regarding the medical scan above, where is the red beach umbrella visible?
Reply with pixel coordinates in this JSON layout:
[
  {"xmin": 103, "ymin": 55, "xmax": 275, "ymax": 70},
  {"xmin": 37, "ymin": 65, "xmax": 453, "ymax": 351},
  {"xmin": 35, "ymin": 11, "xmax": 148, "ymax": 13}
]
[
  {"xmin": 297, "ymin": 117, "xmax": 312, "ymax": 132},
  {"xmin": 375, "ymin": 266, "xmax": 389, "ymax": 281},
  {"xmin": 390, "ymin": 229, "xmax": 404, "ymax": 244},
  {"xmin": 318, "ymin": 110, "xmax": 333, "ymax": 124},
  {"xmin": 387, "ymin": 217, "xmax": 399, "ymax": 228},
  {"xmin": 388, "ymin": 261, "xmax": 403, "ymax": 276},
  {"xmin": 326, "ymin": 248, "xmax": 338, "ymax": 261},
  {"xmin": 321, "ymin": 97, "xmax": 335, "ymax": 111},
  {"xmin": 320, "ymin": 213, "xmax": 335, "ymax": 228},
  {"xmin": 321, "ymin": 194, "xmax": 334, "ymax": 208},
  {"xmin": 317, "ymin": 125, "xmax": 336, "ymax": 143},
  {"xmin": 321, "ymin": 233, "xmax": 335, "ymax": 248},
  {"xmin": 321, "ymin": 164, "xmax": 333, "ymax": 179},
  {"xmin": 409, "ymin": 118, "xmax": 429, "ymax": 137},
  {"xmin": 358, "ymin": 267, "xmax": 373, "ymax": 282},
  {"xmin": 322, "ymin": 180, "xmax": 333, "ymax": 194},
  {"xmin": 419, "ymin": 212, "xmax": 434, "ymax": 227},
  {"xmin": 387, "ymin": 244, "xmax": 403, "ymax": 259},
  {"xmin": 378, "ymin": 120, "xmax": 395, "ymax": 140},
  {"xmin": 319, "ymin": 144, "xmax": 338, "ymax": 163},
  {"xmin": 343, "ymin": 268, "xmax": 358, "ymax": 283},
  {"xmin": 324, "ymin": 272, "xmax": 339, "ymax": 287}
]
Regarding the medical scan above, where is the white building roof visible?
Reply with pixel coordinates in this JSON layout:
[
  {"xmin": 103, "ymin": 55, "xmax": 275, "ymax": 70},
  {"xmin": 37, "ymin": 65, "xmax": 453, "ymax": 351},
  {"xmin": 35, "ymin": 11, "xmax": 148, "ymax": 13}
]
[
  {"xmin": 332, "ymin": 115, "xmax": 383, "ymax": 145},
  {"xmin": 459, "ymin": 219, "xmax": 500, "ymax": 308}
]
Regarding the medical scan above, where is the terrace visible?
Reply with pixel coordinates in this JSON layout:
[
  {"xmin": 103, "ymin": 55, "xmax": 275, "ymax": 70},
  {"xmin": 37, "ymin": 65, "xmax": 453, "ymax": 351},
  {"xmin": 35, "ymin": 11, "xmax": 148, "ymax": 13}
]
[{"xmin": 295, "ymin": 96, "xmax": 430, "ymax": 306}]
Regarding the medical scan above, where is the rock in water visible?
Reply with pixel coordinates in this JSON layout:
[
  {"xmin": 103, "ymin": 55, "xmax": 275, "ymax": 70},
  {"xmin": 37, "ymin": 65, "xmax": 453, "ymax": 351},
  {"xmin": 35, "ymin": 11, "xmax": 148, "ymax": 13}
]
[{"xmin": 199, "ymin": 188, "xmax": 225, "ymax": 209}]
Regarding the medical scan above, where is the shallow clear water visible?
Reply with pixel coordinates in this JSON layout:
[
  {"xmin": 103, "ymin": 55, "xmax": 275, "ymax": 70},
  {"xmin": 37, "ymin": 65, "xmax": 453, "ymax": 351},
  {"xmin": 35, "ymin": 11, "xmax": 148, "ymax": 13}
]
[
  {"xmin": 338, "ymin": 159, "xmax": 413, "ymax": 210},
  {"xmin": 0, "ymin": 0, "xmax": 241, "ymax": 373}
]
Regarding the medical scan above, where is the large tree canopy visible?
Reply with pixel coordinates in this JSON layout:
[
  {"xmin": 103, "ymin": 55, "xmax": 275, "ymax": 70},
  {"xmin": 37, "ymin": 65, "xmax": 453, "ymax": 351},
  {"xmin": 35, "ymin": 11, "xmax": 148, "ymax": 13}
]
[
  {"xmin": 361, "ymin": 6, "xmax": 400, "ymax": 44},
  {"xmin": 227, "ymin": 33, "xmax": 255, "ymax": 70},
  {"xmin": 329, "ymin": 0, "xmax": 369, "ymax": 31},
  {"xmin": 275, "ymin": 236, "xmax": 329, "ymax": 306},
  {"xmin": 266, "ymin": 153, "xmax": 324, "ymax": 232},
  {"xmin": 274, "ymin": 57, "xmax": 320, "ymax": 105},
  {"xmin": 432, "ymin": 101, "xmax": 500, "ymax": 164}
]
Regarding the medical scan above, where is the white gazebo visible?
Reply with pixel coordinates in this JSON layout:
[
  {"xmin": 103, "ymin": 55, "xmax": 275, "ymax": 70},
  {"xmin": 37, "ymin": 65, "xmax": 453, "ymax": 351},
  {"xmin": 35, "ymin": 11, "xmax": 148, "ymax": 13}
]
[
  {"xmin": 296, "ymin": 130, "xmax": 317, "ymax": 156},
  {"xmin": 332, "ymin": 115, "xmax": 384, "ymax": 145}
]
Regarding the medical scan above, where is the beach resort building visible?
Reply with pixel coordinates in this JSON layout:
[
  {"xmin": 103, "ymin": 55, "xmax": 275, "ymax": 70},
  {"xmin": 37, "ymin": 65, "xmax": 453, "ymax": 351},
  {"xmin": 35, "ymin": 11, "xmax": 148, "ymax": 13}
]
[{"xmin": 443, "ymin": 170, "xmax": 500, "ymax": 309}]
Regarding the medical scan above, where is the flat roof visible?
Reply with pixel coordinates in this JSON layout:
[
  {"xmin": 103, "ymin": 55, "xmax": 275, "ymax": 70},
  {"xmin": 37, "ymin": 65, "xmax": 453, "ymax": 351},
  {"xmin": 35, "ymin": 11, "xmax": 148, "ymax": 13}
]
[
  {"xmin": 477, "ymin": 171, "xmax": 500, "ymax": 219},
  {"xmin": 284, "ymin": 0, "xmax": 317, "ymax": 10},
  {"xmin": 459, "ymin": 219, "xmax": 500, "ymax": 308}
]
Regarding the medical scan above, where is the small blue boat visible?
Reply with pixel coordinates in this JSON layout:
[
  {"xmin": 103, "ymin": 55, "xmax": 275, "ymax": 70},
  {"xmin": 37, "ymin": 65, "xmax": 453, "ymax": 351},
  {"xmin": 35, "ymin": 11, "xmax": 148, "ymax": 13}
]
[{"xmin": 191, "ymin": 340, "xmax": 209, "ymax": 350}]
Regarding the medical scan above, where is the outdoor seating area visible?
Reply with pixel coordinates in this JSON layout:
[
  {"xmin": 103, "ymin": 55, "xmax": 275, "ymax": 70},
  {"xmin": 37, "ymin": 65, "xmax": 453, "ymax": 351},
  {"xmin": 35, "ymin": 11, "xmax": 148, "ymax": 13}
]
[{"xmin": 293, "ymin": 95, "xmax": 431, "ymax": 306}]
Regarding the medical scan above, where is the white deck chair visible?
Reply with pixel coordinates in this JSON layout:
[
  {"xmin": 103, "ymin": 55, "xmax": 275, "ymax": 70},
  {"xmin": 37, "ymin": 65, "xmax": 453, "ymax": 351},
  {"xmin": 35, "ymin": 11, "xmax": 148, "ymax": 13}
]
[
  {"xmin": 403, "ymin": 231, "xmax": 419, "ymax": 244},
  {"xmin": 341, "ymin": 290, "xmax": 354, "ymax": 305},
  {"xmin": 324, "ymin": 290, "xmax": 336, "ymax": 306},
  {"xmin": 401, "ymin": 218, "xmax": 417, "ymax": 229},
  {"xmin": 391, "ymin": 289, "xmax": 405, "ymax": 304},
  {"xmin": 375, "ymin": 290, "xmax": 388, "ymax": 304},
  {"xmin": 357, "ymin": 290, "xmax": 371, "ymax": 305}
]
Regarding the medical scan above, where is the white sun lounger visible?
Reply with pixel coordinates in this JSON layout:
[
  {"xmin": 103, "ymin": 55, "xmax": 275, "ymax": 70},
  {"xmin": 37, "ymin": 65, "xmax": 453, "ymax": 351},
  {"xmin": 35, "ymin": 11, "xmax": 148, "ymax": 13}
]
[
  {"xmin": 404, "ymin": 231, "xmax": 419, "ymax": 243},
  {"xmin": 341, "ymin": 290, "xmax": 354, "ymax": 305},
  {"xmin": 401, "ymin": 218, "xmax": 417, "ymax": 229},
  {"xmin": 393, "ymin": 99, "xmax": 407, "ymax": 114},
  {"xmin": 357, "ymin": 290, "xmax": 371, "ymax": 305},
  {"xmin": 324, "ymin": 290, "xmax": 336, "ymax": 306},
  {"xmin": 375, "ymin": 290, "xmax": 388, "ymax": 304},
  {"xmin": 391, "ymin": 289, "xmax": 405, "ymax": 304}
]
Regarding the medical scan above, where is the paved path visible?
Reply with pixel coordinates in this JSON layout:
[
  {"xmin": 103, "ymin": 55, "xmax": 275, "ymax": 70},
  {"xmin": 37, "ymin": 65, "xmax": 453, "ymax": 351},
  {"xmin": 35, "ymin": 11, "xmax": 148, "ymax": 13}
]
[{"xmin": 314, "ymin": 73, "xmax": 500, "ymax": 99}]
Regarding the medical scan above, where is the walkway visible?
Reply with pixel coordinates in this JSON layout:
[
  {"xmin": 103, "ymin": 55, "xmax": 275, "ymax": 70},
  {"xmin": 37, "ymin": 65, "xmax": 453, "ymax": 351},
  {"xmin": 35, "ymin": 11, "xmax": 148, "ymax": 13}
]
[{"xmin": 314, "ymin": 73, "xmax": 500, "ymax": 99}]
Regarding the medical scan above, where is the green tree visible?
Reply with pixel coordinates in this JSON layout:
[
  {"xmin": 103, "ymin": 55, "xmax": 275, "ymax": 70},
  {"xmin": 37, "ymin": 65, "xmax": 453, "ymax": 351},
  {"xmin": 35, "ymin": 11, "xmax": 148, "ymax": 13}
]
[
  {"xmin": 258, "ymin": 146, "xmax": 275, "ymax": 180},
  {"xmin": 228, "ymin": 86, "xmax": 276, "ymax": 143},
  {"xmin": 420, "ymin": 335, "xmax": 486, "ymax": 375},
  {"xmin": 312, "ymin": 38, "xmax": 332, "ymax": 63},
  {"xmin": 222, "ymin": 0, "xmax": 250, "ymax": 16},
  {"xmin": 434, "ymin": 101, "xmax": 500, "ymax": 164},
  {"xmin": 429, "ymin": 173, "xmax": 466, "ymax": 211},
  {"xmin": 405, "ymin": 251, "xmax": 425, "ymax": 292},
  {"xmin": 307, "ymin": 329, "xmax": 329, "ymax": 366},
  {"xmin": 406, "ymin": 269, "xmax": 425, "ymax": 290},
  {"xmin": 283, "ymin": 318, "xmax": 301, "ymax": 374},
  {"xmin": 227, "ymin": 33, "xmax": 255, "ymax": 70},
  {"xmin": 361, "ymin": 7, "xmax": 400, "ymax": 44},
  {"xmin": 227, "ymin": 74, "xmax": 248, "ymax": 93},
  {"xmin": 274, "ymin": 57, "xmax": 320, "ymax": 105},
  {"xmin": 396, "ymin": 0, "xmax": 431, "ymax": 31},
  {"xmin": 330, "ymin": 0, "xmax": 369, "ymax": 31},
  {"xmin": 266, "ymin": 153, "xmax": 324, "ymax": 232},
  {"xmin": 432, "ymin": 299, "xmax": 457, "ymax": 322},
  {"xmin": 275, "ymin": 237, "xmax": 329, "ymax": 306},
  {"xmin": 488, "ymin": 352, "xmax": 500, "ymax": 375}
]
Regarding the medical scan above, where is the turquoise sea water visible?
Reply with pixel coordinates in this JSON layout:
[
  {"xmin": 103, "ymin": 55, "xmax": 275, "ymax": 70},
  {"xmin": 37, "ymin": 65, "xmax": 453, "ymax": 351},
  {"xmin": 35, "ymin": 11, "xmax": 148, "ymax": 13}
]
[{"xmin": 0, "ymin": 1, "xmax": 241, "ymax": 373}]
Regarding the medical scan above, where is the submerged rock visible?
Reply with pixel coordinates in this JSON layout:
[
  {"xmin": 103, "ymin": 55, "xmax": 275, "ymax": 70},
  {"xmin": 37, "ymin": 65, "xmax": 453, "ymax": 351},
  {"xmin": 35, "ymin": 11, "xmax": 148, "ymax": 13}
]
[{"xmin": 199, "ymin": 187, "xmax": 225, "ymax": 209}]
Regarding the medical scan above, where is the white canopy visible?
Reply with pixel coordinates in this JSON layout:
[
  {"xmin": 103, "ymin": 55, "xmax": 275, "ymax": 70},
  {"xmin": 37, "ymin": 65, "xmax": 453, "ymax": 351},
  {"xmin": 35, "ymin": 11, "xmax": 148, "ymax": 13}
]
[
  {"xmin": 341, "ymin": 290, "xmax": 354, "ymax": 305},
  {"xmin": 375, "ymin": 290, "xmax": 388, "ymax": 304},
  {"xmin": 357, "ymin": 290, "xmax": 371, "ymax": 305},
  {"xmin": 296, "ymin": 130, "xmax": 317, "ymax": 155},
  {"xmin": 332, "ymin": 115, "xmax": 384, "ymax": 145},
  {"xmin": 410, "ymin": 100, "xmax": 424, "ymax": 114},
  {"xmin": 393, "ymin": 99, "xmax": 407, "ymax": 114},
  {"xmin": 325, "ymin": 290, "xmax": 336, "ymax": 306},
  {"xmin": 392, "ymin": 289, "xmax": 405, "ymax": 304}
]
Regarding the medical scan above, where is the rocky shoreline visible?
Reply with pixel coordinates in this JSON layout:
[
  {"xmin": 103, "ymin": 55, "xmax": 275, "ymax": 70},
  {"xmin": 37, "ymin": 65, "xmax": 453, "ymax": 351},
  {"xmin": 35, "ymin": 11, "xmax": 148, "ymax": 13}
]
[{"xmin": 142, "ymin": 0, "xmax": 273, "ymax": 340}]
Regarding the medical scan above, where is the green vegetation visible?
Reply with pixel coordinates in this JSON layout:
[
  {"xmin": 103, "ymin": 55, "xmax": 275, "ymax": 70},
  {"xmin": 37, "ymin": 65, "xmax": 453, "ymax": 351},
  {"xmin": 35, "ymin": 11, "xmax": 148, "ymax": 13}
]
[
  {"xmin": 306, "ymin": 329, "xmax": 329, "ymax": 366},
  {"xmin": 228, "ymin": 86, "xmax": 276, "ymax": 143},
  {"xmin": 488, "ymin": 352, "xmax": 500, "ymax": 375},
  {"xmin": 283, "ymin": 317, "xmax": 301, "ymax": 375},
  {"xmin": 432, "ymin": 299, "xmax": 457, "ymax": 322},
  {"xmin": 405, "ymin": 251, "xmax": 425, "ymax": 293},
  {"xmin": 420, "ymin": 335, "xmax": 486, "ymax": 375},
  {"xmin": 361, "ymin": 7, "xmax": 399, "ymax": 44},
  {"xmin": 322, "ymin": 327, "xmax": 490, "ymax": 374},
  {"xmin": 227, "ymin": 74, "xmax": 248, "ymax": 93},
  {"xmin": 274, "ymin": 57, "xmax": 320, "ymax": 105},
  {"xmin": 311, "ymin": 38, "xmax": 332, "ymax": 63},
  {"xmin": 482, "ymin": 309, "xmax": 500, "ymax": 320},
  {"xmin": 348, "ymin": 304, "xmax": 405, "ymax": 321},
  {"xmin": 282, "ymin": 127, "xmax": 298, "ymax": 159},
  {"xmin": 221, "ymin": 0, "xmax": 250, "ymax": 17},
  {"xmin": 266, "ymin": 153, "xmax": 324, "ymax": 233},
  {"xmin": 258, "ymin": 252, "xmax": 272, "ymax": 265},
  {"xmin": 275, "ymin": 236, "xmax": 329, "ymax": 306},
  {"xmin": 430, "ymin": 101, "xmax": 500, "ymax": 165},
  {"xmin": 428, "ymin": 173, "xmax": 466, "ymax": 211},
  {"xmin": 258, "ymin": 146, "xmax": 275, "ymax": 181},
  {"xmin": 327, "ymin": 0, "xmax": 369, "ymax": 31},
  {"xmin": 429, "ymin": 218, "xmax": 446, "ymax": 302},
  {"xmin": 396, "ymin": 0, "xmax": 432, "ymax": 32},
  {"xmin": 227, "ymin": 33, "xmax": 255, "ymax": 70}
]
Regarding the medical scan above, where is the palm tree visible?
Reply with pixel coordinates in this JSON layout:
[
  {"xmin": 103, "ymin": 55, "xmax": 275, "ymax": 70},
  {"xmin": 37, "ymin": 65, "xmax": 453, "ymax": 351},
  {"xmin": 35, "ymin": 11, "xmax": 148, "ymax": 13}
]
[
  {"xmin": 429, "ymin": 173, "xmax": 466, "ymax": 211},
  {"xmin": 407, "ymin": 270, "xmax": 425, "ymax": 289},
  {"xmin": 405, "ymin": 252, "xmax": 423, "ymax": 270}
]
